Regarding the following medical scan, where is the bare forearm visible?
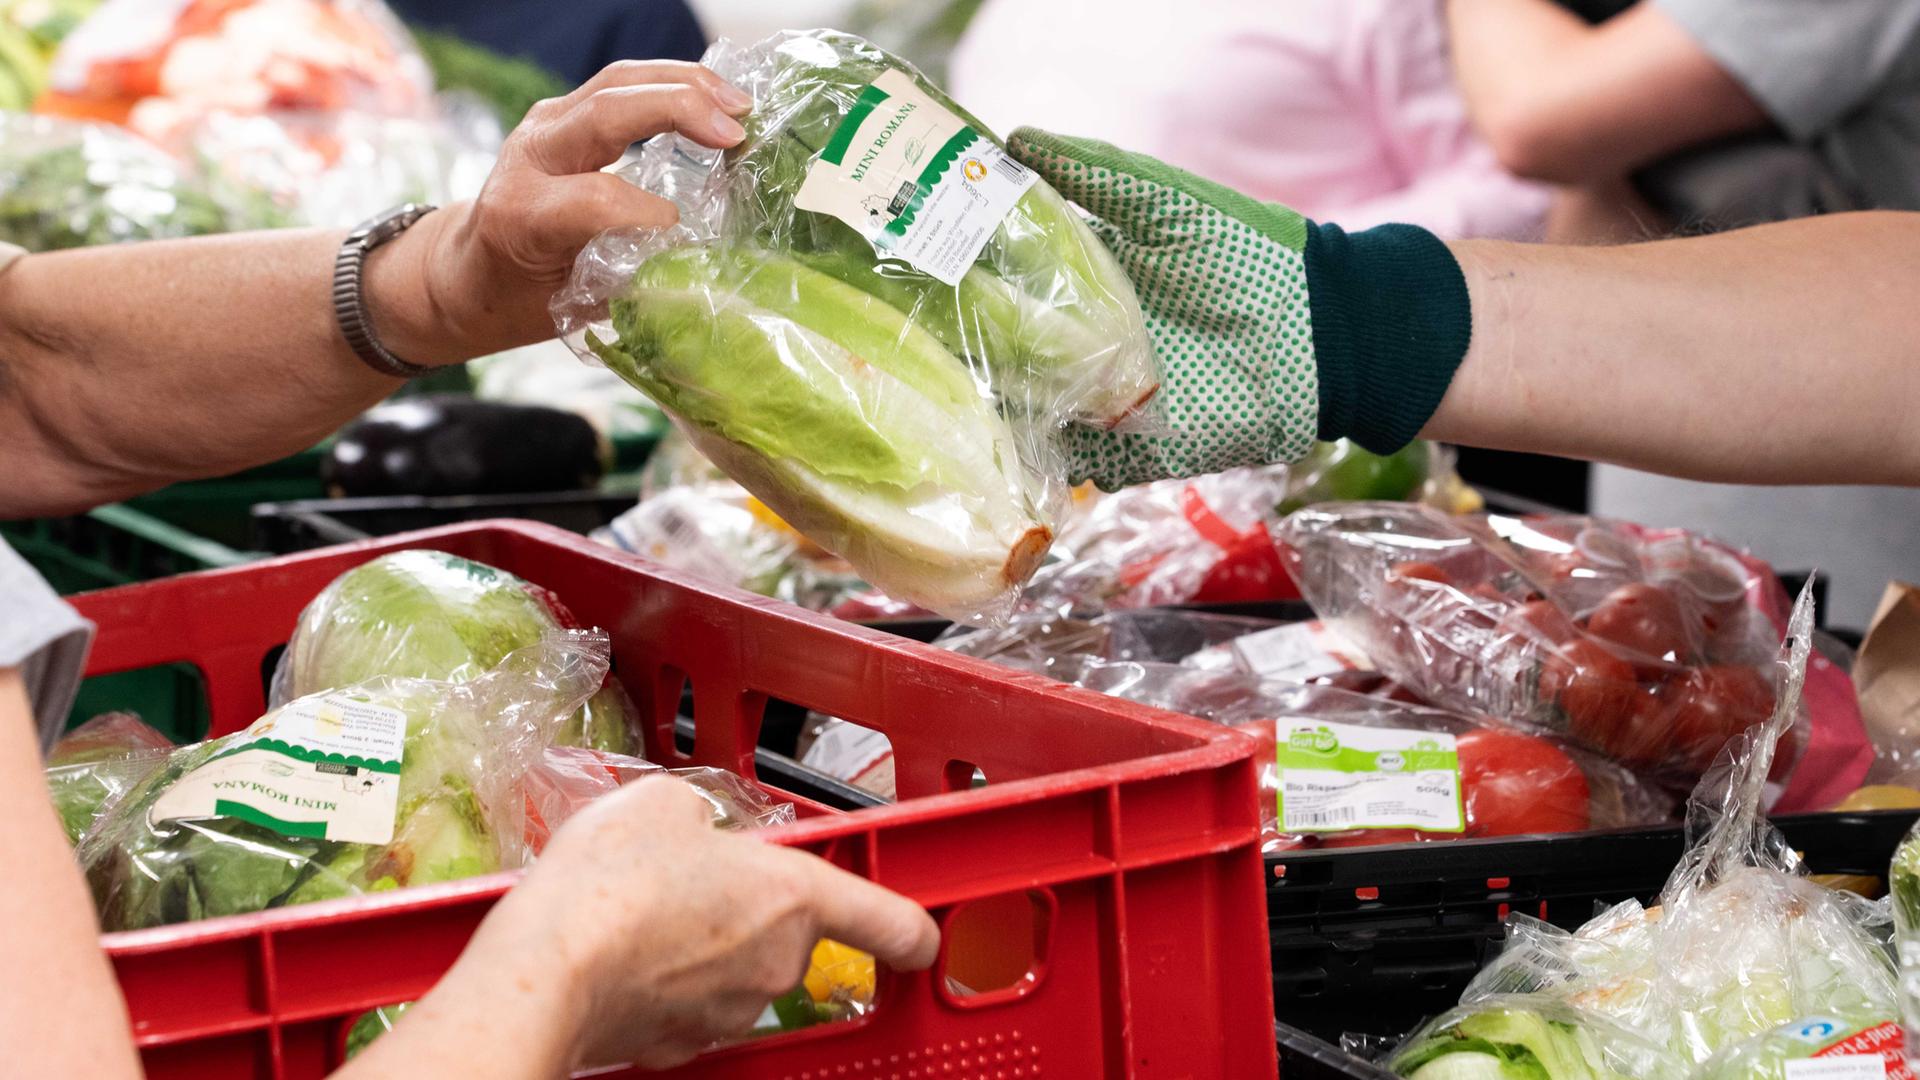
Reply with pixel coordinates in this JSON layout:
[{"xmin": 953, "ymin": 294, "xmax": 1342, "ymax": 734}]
[
  {"xmin": 1446, "ymin": 0, "xmax": 1591, "ymax": 175},
  {"xmin": 0, "ymin": 204, "xmax": 524, "ymax": 517},
  {"xmin": 1428, "ymin": 212, "xmax": 1920, "ymax": 485},
  {"xmin": 0, "ymin": 671, "xmax": 143, "ymax": 1079}
]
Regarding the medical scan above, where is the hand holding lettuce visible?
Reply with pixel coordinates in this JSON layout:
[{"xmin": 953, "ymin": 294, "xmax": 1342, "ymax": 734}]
[{"xmin": 553, "ymin": 30, "xmax": 1161, "ymax": 622}]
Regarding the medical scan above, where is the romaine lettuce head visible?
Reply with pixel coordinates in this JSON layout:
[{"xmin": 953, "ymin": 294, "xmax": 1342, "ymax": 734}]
[
  {"xmin": 591, "ymin": 243, "xmax": 1054, "ymax": 619},
  {"xmin": 87, "ymin": 631, "xmax": 608, "ymax": 930},
  {"xmin": 1390, "ymin": 999, "xmax": 1686, "ymax": 1080},
  {"xmin": 718, "ymin": 29, "xmax": 1156, "ymax": 425},
  {"xmin": 280, "ymin": 550, "xmax": 569, "ymax": 698},
  {"xmin": 45, "ymin": 713, "xmax": 174, "ymax": 846}
]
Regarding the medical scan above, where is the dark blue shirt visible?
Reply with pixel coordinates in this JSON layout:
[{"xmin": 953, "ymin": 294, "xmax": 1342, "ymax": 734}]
[{"xmin": 390, "ymin": 0, "xmax": 708, "ymax": 84}]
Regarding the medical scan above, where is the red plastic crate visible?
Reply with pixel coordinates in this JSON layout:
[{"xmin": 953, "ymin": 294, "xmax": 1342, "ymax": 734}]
[{"xmin": 72, "ymin": 520, "xmax": 1276, "ymax": 1079}]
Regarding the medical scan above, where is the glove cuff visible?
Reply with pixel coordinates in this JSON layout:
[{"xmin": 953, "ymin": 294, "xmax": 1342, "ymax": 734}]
[{"xmin": 1303, "ymin": 222, "xmax": 1471, "ymax": 454}]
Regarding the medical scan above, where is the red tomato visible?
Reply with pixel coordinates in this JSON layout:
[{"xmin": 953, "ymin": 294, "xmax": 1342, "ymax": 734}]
[
  {"xmin": 1456, "ymin": 728, "xmax": 1590, "ymax": 836},
  {"xmin": 1540, "ymin": 639, "xmax": 1654, "ymax": 763},
  {"xmin": 1585, "ymin": 583, "xmax": 1692, "ymax": 664},
  {"xmin": 1390, "ymin": 561, "xmax": 1453, "ymax": 586},
  {"xmin": 1498, "ymin": 599, "xmax": 1575, "ymax": 646},
  {"xmin": 1660, "ymin": 665, "xmax": 1776, "ymax": 772}
]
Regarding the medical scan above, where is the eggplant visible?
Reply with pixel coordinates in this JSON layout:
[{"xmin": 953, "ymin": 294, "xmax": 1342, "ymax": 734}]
[{"xmin": 324, "ymin": 396, "xmax": 605, "ymax": 497}]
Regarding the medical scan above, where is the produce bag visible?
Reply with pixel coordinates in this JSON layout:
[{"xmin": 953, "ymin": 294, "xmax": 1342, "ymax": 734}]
[
  {"xmin": 552, "ymin": 29, "xmax": 1160, "ymax": 623},
  {"xmin": 1891, "ymin": 803, "xmax": 1920, "ymax": 1068},
  {"xmin": 44, "ymin": 712, "xmax": 173, "ymax": 846},
  {"xmin": 1021, "ymin": 441, "xmax": 1465, "ymax": 612},
  {"xmin": 82, "ymin": 629, "xmax": 608, "ymax": 930},
  {"xmin": 1279, "ymin": 504, "xmax": 1871, "ymax": 809},
  {"xmin": 1388, "ymin": 996, "xmax": 1689, "ymax": 1080},
  {"xmin": 41, "ymin": 0, "xmax": 433, "ymax": 136},
  {"xmin": 0, "ymin": 113, "xmax": 277, "ymax": 250},
  {"xmin": 1387, "ymin": 587, "xmax": 1911, "ymax": 1077},
  {"xmin": 519, "ymin": 745, "xmax": 796, "ymax": 858},
  {"xmin": 272, "ymin": 550, "xmax": 642, "ymax": 757}
]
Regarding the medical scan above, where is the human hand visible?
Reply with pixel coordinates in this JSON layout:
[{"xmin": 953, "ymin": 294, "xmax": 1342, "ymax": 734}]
[
  {"xmin": 460, "ymin": 776, "xmax": 939, "ymax": 1071},
  {"xmin": 366, "ymin": 61, "xmax": 754, "ymax": 365},
  {"xmin": 1006, "ymin": 128, "xmax": 1471, "ymax": 490}
]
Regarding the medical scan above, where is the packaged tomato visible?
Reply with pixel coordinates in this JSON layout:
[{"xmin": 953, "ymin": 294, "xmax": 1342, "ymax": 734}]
[
  {"xmin": 934, "ymin": 607, "xmax": 1671, "ymax": 851},
  {"xmin": 1277, "ymin": 504, "xmax": 1871, "ymax": 809}
]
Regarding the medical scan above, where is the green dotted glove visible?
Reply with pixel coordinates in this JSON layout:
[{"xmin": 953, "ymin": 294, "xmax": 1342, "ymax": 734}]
[{"xmin": 1007, "ymin": 128, "xmax": 1474, "ymax": 491}]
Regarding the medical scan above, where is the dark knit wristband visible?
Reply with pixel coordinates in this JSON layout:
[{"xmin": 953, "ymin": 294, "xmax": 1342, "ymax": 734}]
[{"xmin": 1302, "ymin": 221, "xmax": 1472, "ymax": 455}]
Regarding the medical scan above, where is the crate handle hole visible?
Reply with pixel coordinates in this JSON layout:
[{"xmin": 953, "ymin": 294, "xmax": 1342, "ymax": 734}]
[
  {"xmin": 938, "ymin": 888, "xmax": 1054, "ymax": 1008},
  {"xmin": 942, "ymin": 759, "xmax": 987, "ymax": 792}
]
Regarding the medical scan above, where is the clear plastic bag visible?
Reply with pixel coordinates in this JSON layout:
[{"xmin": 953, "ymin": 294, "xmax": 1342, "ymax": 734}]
[
  {"xmin": 271, "ymin": 549, "xmax": 643, "ymax": 758},
  {"xmin": 43, "ymin": 0, "xmax": 434, "ymax": 137},
  {"xmin": 520, "ymin": 745, "xmax": 795, "ymax": 859},
  {"xmin": 0, "ymin": 112, "xmax": 281, "ymax": 251},
  {"xmin": 1387, "ymin": 995, "xmax": 1690, "ymax": 1080},
  {"xmin": 938, "ymin": 608, "xmax": 1671, "ymax": 851},
  {"xmin": 44, "ymin": 712, "xmax": 175, "ymax": 847},
  {"xmin": 551, "ymin": 29, "xmax": 1160, "ymax": 623},
  {"xmin": 1279, "ymin": 504, "xmax": 1871, "ymax": 807},
  {"xmin": 1387, "ymin": 589, "xmax": 1907, "ymax": 1075},
  {"xmin": 1026, "ymin": 440, "xmax": 1465, "ymax": 612},
  {"xmin": 82, "ymin": 629, "xmax": 609, "ymax": 931}
]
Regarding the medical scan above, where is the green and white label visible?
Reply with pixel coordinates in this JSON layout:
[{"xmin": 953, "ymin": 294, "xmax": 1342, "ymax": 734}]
[
  {"xmin": 150, "ymin": 691, "xmax": 406, "ymax": 845},
  {"xmin": 1275, "ymin": 720, "xmax": 1464, "ymax": 834},
  {"xmin": 793, "ymin": 68, "xmax": 1038, "ymax": 287}
]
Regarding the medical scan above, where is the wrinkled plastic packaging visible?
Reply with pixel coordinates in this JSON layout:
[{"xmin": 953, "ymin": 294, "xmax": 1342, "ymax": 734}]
[
  {"xmin": 40, "ymin": 0, "xmax": 494, "ymax": 228},
  {"xmin": 1279, "ymin": 504, "xmax": 1871, "ymax": 808},
  {"xmin": 83, "ymin": 630, "xmax": 609, "ymax": 931},
  {"xmin": 272, "ymin": 549, "xmax": 643, "ymax": 757},
  {"xmin": 521, "ymin": 744, "xmax": 796, "ymax": 859},
  {"xmin": 1025, "ymin": 441, "xmax": 1464, "ymax": 613},
  {"xmin": 1387, "ymin": 588, "xmax": 1908, "ymax": 1076},
  {"xmin": 45, "ymin": 712, "xmax": 175, "ymax": 847},
  {"xmin": 934, "ymin": 608, "xmax": 1672, "ymax": 851},
  {"xmin": 0, "ymin": 113, "xmax": 282, "ymax": 251},
  {"xmin": 552, "ymin": 29, "xmax": 1160, "ymax": 624}
]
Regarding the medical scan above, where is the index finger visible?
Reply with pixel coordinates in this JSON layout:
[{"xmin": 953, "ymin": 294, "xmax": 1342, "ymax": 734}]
[
  {"xmin": 789, "ymin": 852, "xmax": 941, "ymax": 971},
  {"xmin": 559, "ymin": 59, "xmax": 751, "ymax": 113}
]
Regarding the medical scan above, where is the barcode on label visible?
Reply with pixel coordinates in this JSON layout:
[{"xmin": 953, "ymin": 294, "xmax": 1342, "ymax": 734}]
[
  {"xmin": 1288, "ymin": 807, "xmax": 1356, "ymax": 828},
  {"xmin": 993, "ymin": 155, "xmax": 1030, "ymax": 183}
]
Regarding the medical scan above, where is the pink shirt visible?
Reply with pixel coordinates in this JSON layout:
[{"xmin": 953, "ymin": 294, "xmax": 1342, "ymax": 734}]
[{"xmin": 948, "ymin": 0, "xmax": 1549, "ymax": 240}]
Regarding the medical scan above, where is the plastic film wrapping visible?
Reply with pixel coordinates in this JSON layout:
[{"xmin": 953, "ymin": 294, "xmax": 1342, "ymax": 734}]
[
  {"xmin": 1278, "ymin": 504, "xmax": 1871, "ymax": 807},
  {"xmin": 82, "ymin": 629, "xmax": 609, "ymax": 931},
  {"xmin": 551, "ymin": 29, "xmax": 1161, "ymax": 623}
]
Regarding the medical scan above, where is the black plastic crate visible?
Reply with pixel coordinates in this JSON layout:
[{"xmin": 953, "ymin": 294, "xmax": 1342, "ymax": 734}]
[
  {"xmin": 1264, "ymin": 810, "xmax": 1920, "ymax": 1056},
  {"xmin": 251, "ymin": 490, "xmax": 641, "ymax": 552}
]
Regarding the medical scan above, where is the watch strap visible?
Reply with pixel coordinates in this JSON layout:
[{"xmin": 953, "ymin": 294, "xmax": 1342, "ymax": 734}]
[{"xmin": 333, "ymin": 203, "xmax": 438, "ymax": 379}]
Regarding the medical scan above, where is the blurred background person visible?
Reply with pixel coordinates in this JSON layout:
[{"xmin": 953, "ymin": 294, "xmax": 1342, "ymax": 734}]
[
  {"xmin": 1447, "ymin": 0, "xmax": 1920, "ymax": 629},
  {"xmin": 947, "ymin": 0, "xmax": 1551, "ymax": 242},
  {"xmin": 389, "ymin": 0, "xmax": 708, "ymax": 84}
]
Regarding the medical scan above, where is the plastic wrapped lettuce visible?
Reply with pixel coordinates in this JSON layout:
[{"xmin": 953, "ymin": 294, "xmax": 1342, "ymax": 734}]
[
  {"xmin": 273, "ymin": 550, "xmax": 640, "ymax": 757},
  {"xmin": 0, "ymin": 113, "xmax": 279, "ymax": 252},
  {"xmin": 1387, "ymin": 997, "xmax": 1687, "ymax": 1080},
  {"xmin": 44, "ymin": 712, "xmax": 173, "ymax": 846},
  {"xmin": 553, "ymin": 29, "xmax": 1159, "ymax": 622},
  {"xmin": 1893, "ymin": 820, "xmax": 1920, "ymax": 1069},
  {"xmin": 83, "ymin": 630, "xmax": 607, "ymax": 931}
]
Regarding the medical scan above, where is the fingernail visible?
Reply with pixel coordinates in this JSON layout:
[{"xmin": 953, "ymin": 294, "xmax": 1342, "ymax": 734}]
[
  {"xmin": 717, "ymin": 83, "xmax": 753, "ymax": 112},
  {"xmin": 711, "ymin": 110, "xmax": 746, "ymax": 143}
]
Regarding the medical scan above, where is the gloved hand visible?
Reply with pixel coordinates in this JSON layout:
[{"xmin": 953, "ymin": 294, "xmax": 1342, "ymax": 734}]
[{"xmin": 1006, "ymin": 128, "xmax": 1474, "ymax": 490}]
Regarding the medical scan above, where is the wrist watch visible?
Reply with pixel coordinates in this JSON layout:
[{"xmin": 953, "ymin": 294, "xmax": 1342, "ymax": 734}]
[{"xmin": 332, "ymin": 203, "xmax": 439, "ymax": 379}]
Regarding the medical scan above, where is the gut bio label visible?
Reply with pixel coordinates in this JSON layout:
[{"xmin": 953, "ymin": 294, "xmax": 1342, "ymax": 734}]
[
  {"xmin": 150, "ymin": 691, "xmax": 406, "ymax": 845},
  {"xmin": 794, "ymin": 68, "xmax": 1038, "ymax": 286},
  {"xmin": 1275, "ymin": 720, "xmax": 1464, "ymax": 834}
]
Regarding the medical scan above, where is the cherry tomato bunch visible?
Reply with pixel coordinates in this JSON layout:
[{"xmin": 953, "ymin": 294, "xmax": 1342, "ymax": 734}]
[{"xmin": 1379, "ymin": 547, "xmax": 1777, "ymax": 776}]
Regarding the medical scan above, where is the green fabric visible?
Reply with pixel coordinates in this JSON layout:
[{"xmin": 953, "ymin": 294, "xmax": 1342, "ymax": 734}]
[
  {"xmin": 1304, "ymin": 223, "xmax": 1473, "ymax": 455},
  {"xmin": 1006, "ymin": 127, "xmax": 1472, "ymax": 488}
]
